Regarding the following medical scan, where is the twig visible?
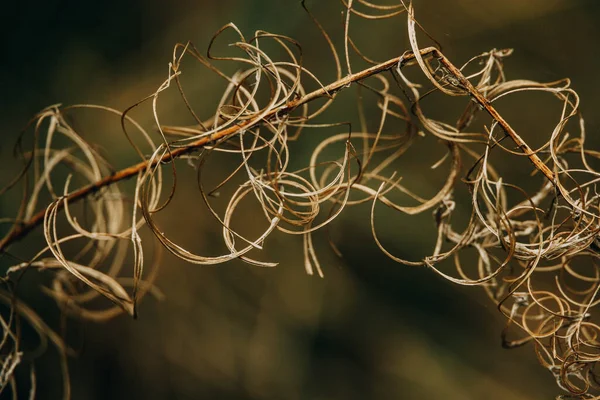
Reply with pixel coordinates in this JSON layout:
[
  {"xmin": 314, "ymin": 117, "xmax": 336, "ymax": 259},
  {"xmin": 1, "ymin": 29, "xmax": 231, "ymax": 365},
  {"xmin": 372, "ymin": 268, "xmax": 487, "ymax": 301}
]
[
  {"xmin": 430, "ymin": 49, "xmax": 556, "ymax": 183},
  {"xmin": 0, "ymin": 47, "xmax": 553, "ymax": 253}
]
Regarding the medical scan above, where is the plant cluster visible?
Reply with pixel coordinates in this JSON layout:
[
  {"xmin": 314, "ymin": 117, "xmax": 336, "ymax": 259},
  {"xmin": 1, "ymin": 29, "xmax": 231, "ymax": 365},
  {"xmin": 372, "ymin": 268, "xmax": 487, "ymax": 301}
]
[{"xmin": 1, "ymin": 1, "xmax": 599, "ymax": 398}]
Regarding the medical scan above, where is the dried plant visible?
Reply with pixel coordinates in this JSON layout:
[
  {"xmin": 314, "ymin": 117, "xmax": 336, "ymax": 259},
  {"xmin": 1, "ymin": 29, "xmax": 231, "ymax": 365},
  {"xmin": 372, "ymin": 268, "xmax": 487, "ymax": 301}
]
[{"xmin": 1, "ymin": 1, "xmax": 600, "ymax": 398}]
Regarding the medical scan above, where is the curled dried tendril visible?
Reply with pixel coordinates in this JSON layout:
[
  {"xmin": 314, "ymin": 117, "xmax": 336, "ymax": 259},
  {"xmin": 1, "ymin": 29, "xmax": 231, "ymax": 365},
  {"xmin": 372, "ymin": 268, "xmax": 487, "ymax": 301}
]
[{"xmin": 1, "ymin": 0, "xmax": 600, "ymax": 398}]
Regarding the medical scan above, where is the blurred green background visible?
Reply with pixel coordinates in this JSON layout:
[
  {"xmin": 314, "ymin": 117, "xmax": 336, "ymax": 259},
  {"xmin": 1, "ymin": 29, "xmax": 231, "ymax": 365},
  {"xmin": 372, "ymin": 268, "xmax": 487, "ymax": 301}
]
[{"xmin": 3, "ymin": 0, "xmax": 600, "ymax": 399}]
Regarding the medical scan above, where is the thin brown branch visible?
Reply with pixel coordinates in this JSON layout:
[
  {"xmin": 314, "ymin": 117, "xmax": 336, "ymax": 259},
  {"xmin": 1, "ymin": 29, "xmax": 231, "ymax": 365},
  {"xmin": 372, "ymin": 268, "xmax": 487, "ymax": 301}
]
[
  {"xmin": 0, "ymin": 47, "xmax": 553, "ymax": 254},
  {"xmin": 431, "ymin": 50, "xmax": 556, "ymax": 183}
]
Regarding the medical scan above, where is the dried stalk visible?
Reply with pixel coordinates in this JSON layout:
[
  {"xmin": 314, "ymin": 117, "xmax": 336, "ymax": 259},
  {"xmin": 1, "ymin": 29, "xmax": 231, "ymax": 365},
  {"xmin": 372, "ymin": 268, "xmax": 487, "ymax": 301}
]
[
  {"xmin": 2, "ymin": 1, "xmax": 597, "ymax": 398},
  {"xmin": 0, "ymin": 47, "xmax": 553, "ymax": 255}
]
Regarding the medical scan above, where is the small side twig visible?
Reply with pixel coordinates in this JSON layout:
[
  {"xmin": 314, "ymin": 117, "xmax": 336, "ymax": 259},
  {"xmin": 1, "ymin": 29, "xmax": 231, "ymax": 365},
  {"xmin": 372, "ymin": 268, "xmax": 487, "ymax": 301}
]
[{"xmin": 430, "ymin": 49, "xmax": 555, "ymax": 183}]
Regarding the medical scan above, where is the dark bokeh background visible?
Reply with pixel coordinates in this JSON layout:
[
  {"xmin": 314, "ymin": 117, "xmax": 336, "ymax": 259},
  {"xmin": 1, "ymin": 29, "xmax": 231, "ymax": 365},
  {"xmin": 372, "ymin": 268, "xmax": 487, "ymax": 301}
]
[{"xmin": 3, "ymin": 1, "xmax": 600, "ymax": 399}]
